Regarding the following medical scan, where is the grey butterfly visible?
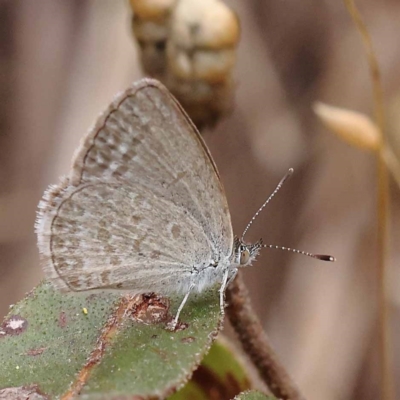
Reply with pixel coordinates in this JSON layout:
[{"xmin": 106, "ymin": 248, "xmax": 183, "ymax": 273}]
[{"xmin": 36, "ymin": 79, "xmax": 333, "ymax": 329}]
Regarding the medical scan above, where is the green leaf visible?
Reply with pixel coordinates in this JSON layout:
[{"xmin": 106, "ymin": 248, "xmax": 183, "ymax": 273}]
[
  {"xmin": 234, "ymin": 390, "xmax": 276, "ymax": 400},
  {"xmin": 0, "ymin": 281, "xmax": 222, "ymax": 399},
  {"xmin": 170, "ymin": 337, "xmax": 252, "ymax": 399}
]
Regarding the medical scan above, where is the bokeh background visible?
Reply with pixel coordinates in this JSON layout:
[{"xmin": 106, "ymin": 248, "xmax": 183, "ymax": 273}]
[{"xmin": 1, "ymin": 1, "xmax": 399, "ymax": 399}]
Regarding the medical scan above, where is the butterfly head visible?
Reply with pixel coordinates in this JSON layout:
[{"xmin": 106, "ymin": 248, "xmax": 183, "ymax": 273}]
[{"xmin": 234, "ymin": 236, "xmax": 263, "ymax": 267}]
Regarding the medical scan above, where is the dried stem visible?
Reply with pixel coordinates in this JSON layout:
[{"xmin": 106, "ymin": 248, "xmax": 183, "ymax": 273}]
[
  {"xmin": 343, "ymin": 1, "xmax": 393, "ymax": 400},
  {"xmin": 226, "ymin": 273, "xmax": 306, "ymax": 400},
  {"xmin": 382, "ymin": 146, "xmax": 400, "ymax": 189}
]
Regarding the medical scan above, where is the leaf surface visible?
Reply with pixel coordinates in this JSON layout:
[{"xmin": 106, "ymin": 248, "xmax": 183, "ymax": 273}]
[{"xmin": 0, "ymin": 281, "xmax": 222, "ymax": 399}]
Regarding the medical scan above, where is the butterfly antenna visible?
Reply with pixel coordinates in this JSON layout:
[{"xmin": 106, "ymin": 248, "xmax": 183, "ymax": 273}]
[
  {"xmin": 262, "ymin": 243, "xmax": 335, "ymax": 262},
  {"xmin": 241, "ymin": 168, "xmax": 294, "ymax": 241}
]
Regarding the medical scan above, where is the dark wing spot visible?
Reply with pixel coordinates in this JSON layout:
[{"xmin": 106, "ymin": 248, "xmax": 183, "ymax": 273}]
[{"xmin": 171, "ymin": 224, "xmax": 181, "ymax": 239}]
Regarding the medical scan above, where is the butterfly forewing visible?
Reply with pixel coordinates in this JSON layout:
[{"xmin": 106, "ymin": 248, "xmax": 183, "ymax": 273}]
[
  {"xmin": 36, "ymin": 79, "xmax": 233, "ymax": 293},
  {"xmin": 71, "ymin": 79, "xmax": 232, "ymax": 256}
]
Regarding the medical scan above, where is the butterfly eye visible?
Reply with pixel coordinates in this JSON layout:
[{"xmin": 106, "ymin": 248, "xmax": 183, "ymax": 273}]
[{"xmin": 240, "ymin": 248, "xmax": 250, "ymax": 265}]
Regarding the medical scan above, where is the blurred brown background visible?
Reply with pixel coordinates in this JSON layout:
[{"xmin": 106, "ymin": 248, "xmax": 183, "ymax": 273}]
[{"xmin": 1, "ymin": 1, "xmax": 399, "ymax": 399}]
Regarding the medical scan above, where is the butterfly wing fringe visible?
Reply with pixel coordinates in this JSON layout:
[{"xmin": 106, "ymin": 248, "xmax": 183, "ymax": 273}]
[{"xmin": 35, "ymin": 178, "xmax": 74, "ymax": 292}]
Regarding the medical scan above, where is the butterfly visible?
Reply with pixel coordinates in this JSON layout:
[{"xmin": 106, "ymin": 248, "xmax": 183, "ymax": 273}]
[{"xmin": 36, "ymin": 79, "xmax": 334, "ymax": 329}]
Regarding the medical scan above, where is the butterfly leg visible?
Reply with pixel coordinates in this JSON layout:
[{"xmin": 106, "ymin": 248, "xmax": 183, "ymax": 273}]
[
  {"xmin": 226, "ymin": 268, "xmax": 238, "ymax": 288},
  {"xmin": 170, "ymin": 282, "xmax": 195, "ymax": 330},
  {"xmin": 218, "ymin": 268, "xmax": 238, "ymax": 314},
  {"xmin": 218, "ymin": 269, "xmax": 230, "ymax": 315}
]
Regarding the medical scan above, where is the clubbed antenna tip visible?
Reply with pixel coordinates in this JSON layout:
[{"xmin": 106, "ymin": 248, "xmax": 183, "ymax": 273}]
[{"xmin": 314, "ymin": 254, "xmax": 336, "ymax": 262}]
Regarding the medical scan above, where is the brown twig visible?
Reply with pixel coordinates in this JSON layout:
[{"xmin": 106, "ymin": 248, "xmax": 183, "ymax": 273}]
[
  {"xmin": 343, "ymin": 2, "xmax": 393, "ymax": 400},
  {"xmin": 226, "ymin": 272, "xmax": 306, "ymax": 400}
]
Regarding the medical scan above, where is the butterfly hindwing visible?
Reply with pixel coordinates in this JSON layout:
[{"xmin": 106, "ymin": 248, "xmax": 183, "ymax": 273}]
[{"xmin": 37, "ymin": 178, "xmax": 215, "ymax": 293}]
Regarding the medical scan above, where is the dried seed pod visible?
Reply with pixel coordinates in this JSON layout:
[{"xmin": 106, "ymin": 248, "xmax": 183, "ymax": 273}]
[
  {"xmin": 130, "ymin": 0, "xmax": 240, "ymax": 129},
  {"xmin": 313, "ymin": 102, "xmax": 381, "ymax": 151}
]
